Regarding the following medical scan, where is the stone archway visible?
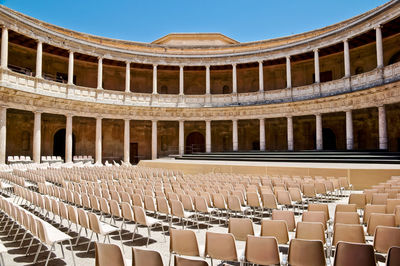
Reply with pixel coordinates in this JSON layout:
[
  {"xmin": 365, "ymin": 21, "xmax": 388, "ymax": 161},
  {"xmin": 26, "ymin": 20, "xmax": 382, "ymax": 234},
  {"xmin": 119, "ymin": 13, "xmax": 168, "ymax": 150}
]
[
  {"xmin": 53, "ymin": 129, "xmax": 76, "ymax": 158},
  {"xmin": 185, "ymin": 132, "xmax": 205, "ymax": 154}
]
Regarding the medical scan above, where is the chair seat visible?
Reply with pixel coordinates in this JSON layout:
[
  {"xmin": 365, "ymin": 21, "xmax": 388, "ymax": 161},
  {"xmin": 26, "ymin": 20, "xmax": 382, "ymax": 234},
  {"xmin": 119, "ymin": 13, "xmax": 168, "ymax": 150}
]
[
  {"xmin": 42, "ymin": 221, "xmax": 72, "ymax": 245},
  {"xmin": 0, "ymin": 243, "xmax": 7, "ymax": 253},
  {"xmin": 146, "ymin": 216, "xmax": 162, "ymax": 227},
  {"xmin": 1, "ymin": 182, "xmax": 12, "ymax": 189}
]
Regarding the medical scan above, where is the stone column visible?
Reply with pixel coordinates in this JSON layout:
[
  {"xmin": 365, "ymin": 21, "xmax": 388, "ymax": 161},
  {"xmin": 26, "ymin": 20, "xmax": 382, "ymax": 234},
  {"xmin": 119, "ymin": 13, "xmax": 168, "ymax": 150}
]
[
  {"xmin": 95, "ymin": 117, "xmax": 102, "ymax": 163},
  {"xmin": 1, "ymin": 27, "xmax": 8, "ymax": 69},
  {"xmin": 375, "ymin": 26, "xmax": 384, "ymax": 68},
  {"xmin": 232, "ymin": 63, "xmax": 237, "ymax": 94},
  {"xmin": 286, "ymin": 56, "xmax": 292, "ymax": 88},
  {"xmin": 152, "ymin": 64, "xmax": 157, "ymax": 94},
  {"xmin": 125, "ymin": 62, "xmax": 130, "ymax": 92},
  {"xmin": 65, "ymin": 114, "xmax": 73, "ymax": 163},
  {"xmin": 287, "ymin": 116, "xmax": 294, "ymax": 151},
  {"xmin": 316, "ymin": 113, "xmax": 323, "ymax": 150},
  {"xmin": 179, "ymin": 120, "xmax": 184, "ymax": 155},
  {"xmin": 205, "ymin": 65, "xmax": 210, "ymax": 95},
  {"xmin": 33, "ymin": 112, "xmax": 41, "ymax": 163},
  {"xmin": 344, "ymin": 39, "xmax": 351, "ymax": 77},
  {"xmin": 259, "ymin": 118, "xmax": 265, "ymax": 151},
  {"xmin": 0, "ymin": 107, "xmax": 6, "ymax": 164},
  {"xmin": 68, "ymin": 51, "xmax": 74, "ymax": 84},
  {"xmin": 97, "ymin": 57, "xmax": 103, "ymax": 89},
  {"xmin": 378, "ymin": 105, "xmax": 388, "ymax": 150},
  {"xmin": 258, "ymin": 61, "xmax": 264, "ymax": 92},
  {"xmin": 314, "ymin": 49, "xmax": 320, "ymax": 83},
  {"xmin": 232, "ymin": 119, "xmax": 238, "ymax": 151},
  {"xmin": 152, "ymin": 120, "xmax": 157, "ymax": 159},
  {"xmin": 179, "ymin": 65, "xmax": 184, "ymax": 95},
  {"xmin": 35, "ymin": 41, "xmax": 42, "ymax": 78},
  {"xmin": 124, "ymin": 119, "xmax": 130, "ymax": 163},
  {"xmin": 345, "ymin": 110, "xmax": 353, "ymax": 150},
  {"xmin": 205, "ymin": 120, "xmax": 211, "ymax": 153}
]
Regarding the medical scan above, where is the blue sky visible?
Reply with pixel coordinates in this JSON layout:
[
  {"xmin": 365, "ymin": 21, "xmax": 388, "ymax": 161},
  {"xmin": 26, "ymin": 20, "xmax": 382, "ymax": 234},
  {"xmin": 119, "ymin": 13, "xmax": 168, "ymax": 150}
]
[{"xmin": 1, "ymin": 0, "xmax": 387, "ymax": 43}]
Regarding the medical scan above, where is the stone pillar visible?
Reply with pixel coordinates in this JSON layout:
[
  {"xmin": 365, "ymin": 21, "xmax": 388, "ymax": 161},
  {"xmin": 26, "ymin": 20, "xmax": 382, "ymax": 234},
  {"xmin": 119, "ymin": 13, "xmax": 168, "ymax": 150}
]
[
  {"xmin": 232, "ymin": 119, "xmax": 238, "ymax": 151},
  {"xmin": 344, "ymin": 39, "xmax": 351, "ymax": 77},
  {"xmin": 179, "ymin": 120, "xmax": 184, "ymax": 155},
  {"xmin": 65, "ymin": 115, "xmax": 73, "ymax": 163},
  {"xmin": 345, "ymin": 110, "xmax": 353, "ymax": 150},
  {"xmin": 0, "ymin": 107, "xmax": 6, "ymax": 164},
  {"xmin": 152, "ymin": 64, "xmax": 157, "ymax": 94},
  {"xmin": 232, "ymin": 63, "xmax": 237, "ymax": 93},
  {"xmin": 125, "ymin": 62, "xmax": 130, "ymax": 92},
  {"xmin": 258, "ymin": 61, "xmax": 264, "ymax": 92},
  {"xmin": 205, "ymin": 120, "xmax": 211, "ymax": 153},
  {"xmin": 97, "ymin": 57, "xmax": 103, "ymax": 89},
  {"xmin": 286, "ymin": 56, "xmax": 292, "ymax": 88},
  {"xmin": 179, "ymin": 65, "xmax": 184, "ymax": 95},
  {"xmin": 124, "ymin": 119, "xmax": 130, "ymax": 163},
  {"xmin": 95, "ymin": 117, "xmax": 102, "ymax": 163},
  {"xmin": 378, "ymin": 106, "xmax": 388, "ymax": 150},
  {"xmin": 33, "ymin": 112, "xmax": 41, "ymax": 163},
  {"xmin": 314, "ymin": 49, "xmax": 320, "ymax": 83},
  {"xmin": 1, "ymin": 27, "xmax": 8, "ymax": 69},
  {"xmin": 316, "ymin": 113, "xmax": 323, "ymax": 150},
  {"xmin": 68, "ymin": 51, "xmax": 74, "ymax": 84},
  {"xmin": 205, "ymin": 65, "xmax": 210, "ymax": 95},
  {"xmin": 375, "ymin": 26, "xmax": 384, "ymax": 68},
  {"xmin": 35, "ymin": 41, "xmax": 42, "ymax": 78},
  {"xmin": 152, "ymin": 120, "xmax": 157, "ymax": 159},
  {"xmin": 259, "ymin": 118, "xmax": 265, "ymax": 151},
  {"xmin": 287, "ymin": 116, "xmax": 294, "ymax": 151}
]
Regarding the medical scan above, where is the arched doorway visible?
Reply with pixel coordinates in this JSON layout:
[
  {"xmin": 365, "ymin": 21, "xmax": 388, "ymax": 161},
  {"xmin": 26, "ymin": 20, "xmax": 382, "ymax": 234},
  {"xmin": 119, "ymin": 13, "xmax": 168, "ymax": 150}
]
[
  {"xmin": 185, "ymin": 132, "xmax": 205, "ymax": 154},
  {"xmin": 323, "ymin": 128, "xmax": 336, "ymax": 150},
  {"xmin": 53, "ymin": 129, "xmax": 76, "ymax": 158}
]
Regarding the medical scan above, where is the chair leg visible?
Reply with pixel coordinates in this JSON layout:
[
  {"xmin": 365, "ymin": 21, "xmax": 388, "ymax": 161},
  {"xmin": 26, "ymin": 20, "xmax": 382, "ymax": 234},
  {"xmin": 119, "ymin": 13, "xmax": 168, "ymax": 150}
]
[
  {"xmin": 69, "ymin": 239, "xmax": 76, "ymax": 266},
  {"xmin": 44, "ymin": 244, "xmax": 55, "ymax": 266},
  {"xmin": 33, "ymin": 243, "xmax": 43, "ymax": 264}
]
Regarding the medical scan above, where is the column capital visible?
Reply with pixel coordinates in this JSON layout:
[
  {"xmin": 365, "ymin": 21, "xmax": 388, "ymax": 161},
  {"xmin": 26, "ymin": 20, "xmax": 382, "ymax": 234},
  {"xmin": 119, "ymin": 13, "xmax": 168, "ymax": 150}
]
[
  {"xmin": 204, "ymin": 119, "xmax": 212, "ymax": 123},
  {"xmin": 179, "ymin": 65, "xmax": 184, "ymax": 69},
  {"xmin": 377, "ymin": 104, "xmax": 385, "ymax": 108},
  {"xmin": 0, "ymin": 105, "xmax": 7, "ymax": 110},
  {"xmin": 97, "ymin": 56, "xmax": 103, "ymax": 61},
  {"xmin": 315, "ymin": 112, "xmax": 321, "ymax": 117},
  {"xmin": 1, "ymin": 25, "xmax": 6, "ymax": 30},
  {"xmin": 258, "ymin": 60, "xmax": 263, "ymax": 65},
  {"xmin": 343, "ymin": 38, "xmax": 349, "ymax": 43},
  {"xmin": 286, "ymin": 115, "xmax": 293, "ymax": 119},
  {"xmin": 205, "ymin": 64, "xmax": 210, "ymax": 69},
  {"xmin": 33, "ymin": 110, "xmax": 43, "ymax": 114},
  {"xmin": 374, "ymin": 24, "xmax": 382, "ymax": 30},
  {"xmin": 259, "ymin": 117, "xmax": 265, "ymax": 121},
  {"xmin": 286, "ymin": 55, "xmax": 291, "ymax": 60},
  {"xmin": 96, "ymin": 116, "xmax": 103, "ymax": 120},
  {"xmin": 65, "ymin": 113, "xmax": 74, "ymax": 118},
  {"xmin": 313, "ymin": 48, "xmax": 319, "ymax": 53},
  {"xmin": 124, "ymin": 118, "xmax": 130, "ymax": 122},
  {"xmin": 232, "ymin": 63, "xmax": 237, "ymax": 67},
  {"xmin": 125, "ymin": 61, "xmax": 130, "ymax": 65},
  {"xmin": 153, "ymin": 64, "xmax": 158, "ymax": 68},
  {"xmin": 232, "ymin": 118, "xmax": 238, "ymax": 122},
  {"xmin": 152, "ymin": 119, "xmax": 158, "ymax": 123},
  {"xmin": 69, "ymin": 50, "xmax": 74, "ymax": 55}
]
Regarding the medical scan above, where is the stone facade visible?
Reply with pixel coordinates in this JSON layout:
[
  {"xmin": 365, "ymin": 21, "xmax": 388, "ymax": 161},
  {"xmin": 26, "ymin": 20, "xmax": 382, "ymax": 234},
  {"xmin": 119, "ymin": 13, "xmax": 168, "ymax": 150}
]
[{"xmin": 0, "ymin": 2, "xmax": 399, "ymax": 163}]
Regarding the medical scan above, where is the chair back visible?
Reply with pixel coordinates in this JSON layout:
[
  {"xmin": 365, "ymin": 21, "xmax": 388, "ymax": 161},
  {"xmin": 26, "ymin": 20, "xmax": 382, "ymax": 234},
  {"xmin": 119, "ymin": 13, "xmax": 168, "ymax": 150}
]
[
  {"xmin": 204, "ymin": 232, "xmax": 237, "ymax": 261},
  {"xmin": 174, "ymin": 256, "xmax": 208, "ymax": 266},
  {"xmin": 288, "ymin": 239, "xmax": 326, "ymax": 266},
  {"xmin": 132, "ymin": 248, "xmax": 163, "ymax": 266},
  {"xmin": 332, "ymin": 224, "xmax": 365, "ymax": 246},
  {"xmin": 228, "ymin": 218, "xmax": 254, "ymax": 241},
  {"xmin": 245, "ymin": 235, "xmax": 280, "ymax": 265},
  {"xmin": 333, "ymin": 242, "xmax": 375, "ymax": 266},
  {"xmin": 260, "ymin": 219, "xmax": 289, "ymax": 244},
  {"xmin": 169, "ymin": 228, "xmax": 200, "ymax": 256},
  {"xmin": 295, "ymin": 221, "xmax": 326, "ymax": 244},
  {"xmin": 386, "ymin": 246, "xmax": 400, "ymax": 266},
  {"xmin": 95, "ymin": 242, "xmax": 125, "ymax": 266},
  {"xmin": 272, "ymin": 210, "xmax": 295, "ymax": 231},
  {"xmin": 367, "ymin": 213, "xmax": 396, "ymax": 236},
  {"xmin": 373, "ymin": 226, "xmax": 400, "ymax": 253}
]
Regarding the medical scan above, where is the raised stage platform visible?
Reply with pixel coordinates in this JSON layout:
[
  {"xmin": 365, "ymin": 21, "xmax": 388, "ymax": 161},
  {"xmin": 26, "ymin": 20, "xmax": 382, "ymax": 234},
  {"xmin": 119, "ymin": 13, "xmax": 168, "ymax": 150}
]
[{"xmin": 138, "ymin": 158, "xmax": 400, "ymax": 190}]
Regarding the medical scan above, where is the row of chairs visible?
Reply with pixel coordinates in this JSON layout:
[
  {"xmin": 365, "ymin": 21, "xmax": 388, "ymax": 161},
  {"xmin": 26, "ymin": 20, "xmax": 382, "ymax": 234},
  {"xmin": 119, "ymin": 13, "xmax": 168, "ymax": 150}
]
[
  {"xmin": 0, "ymin": 195, "xmax": 76, "ymax": 266},
  {"xmin": 7, "ymin": 155, "xmax": 32, "ymax": 164}
]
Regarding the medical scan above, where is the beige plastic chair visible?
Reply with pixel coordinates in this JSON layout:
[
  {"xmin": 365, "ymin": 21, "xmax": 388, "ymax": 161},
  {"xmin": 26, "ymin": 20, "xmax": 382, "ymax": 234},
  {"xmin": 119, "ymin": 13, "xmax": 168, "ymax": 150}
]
[
  {"xmin": 120, "ymin": 202, "xmax": 136, "ymax": 242},
  {"xmin": 132, "ymin": 247, "xmax": 163, "ymax": 266},
  {"xmin": 260, "ymin": 219, "xmax": 289, "ymax": 245},
  {"xmin": 386, "ymin": 199, "xmax": 400, "ymax": 214},
  {"xmin": 333, "ymin": 242, "xmax": 376, "ymax": 266},
  {"xmin": 386, "ymin": 246, "xmax": 400, "ymax": 266},
  {"xmin": 95, "ymin": 242, "xmax": 125, "ymax": 266},
  {"xmin": 169, "ymin": 229, "xmax": 201, "ymax": 266},
  {"xmin": 204, "ymin": 231, "xmax": 238, "ymax": 265},
  {"xmin": 332, "ymin": 224, "xmax": 365, "ymax": 247},
  {"xmin": 363, "ymin": 204, "xmax": 386, "ymax": 224},
  {"xmin": 262, "ymin": 193, "xmax": 279, "ymax": 216},
  {"xmin": 244, "ymin": 235, "xmax": 280, "ymax": 265},
  {"xmin": 334, "ymin": 212, "xmax": 360, "ymax": 225},
  {"xmin": 288, "ymin": 239, "xmax": 326, "ymax": 266},
  {"xmin": 133, "ymin": 206, "xmax": 165, "ymax": 247},
  {"xmin": 272, "ymin": 210, "xmax": 296, "ymax": 231},
  {"xmin": 366, "ymin": 213, "xmax": 396, "ymax": 236},
  {"xmin": 174, "ymin": 256, "xmax": 208, "ymax": 266},
  {"xmin": 308, "ymin": 203, "xmax": 330, "ymax": 223},
  {"xmin": 373, "ymin": 226, "xmax": 400, "ymax": 254},
  {"xmin": 302, "ymin": 211, "xmax": 327, "ymax": 231},
  {"xmin": 295, "ymin": 221, "xmax": 326, "ymax": 244},
  {"xmin": 335, "ymin": 204, "xmax": 357, "ymax": 213},
  {"xmin": 228, "ymin": 217, "xmax": 254, "ymax": 241},
  {"xmin": 170, "ymin": 199, "xmax": 195, "ymax": 229},
  {"xmin": 87, "ymin": 212, "xmax": 120, "ymax": 252},
  {"xmin": 371, "ymin": 193, "xmax": 388, "ymax": 205},
  {"xmin": 227, "ymin": 195, "xmax": 250, "ymax": 218},
  {"xmin": 348, "ymin": 193, "xmax": 367, "ymax": 211}
]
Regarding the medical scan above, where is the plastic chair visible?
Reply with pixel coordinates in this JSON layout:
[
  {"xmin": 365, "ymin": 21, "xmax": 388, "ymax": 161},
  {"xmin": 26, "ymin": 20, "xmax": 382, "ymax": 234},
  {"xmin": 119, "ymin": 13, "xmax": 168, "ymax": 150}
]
[
  {"xmin": 174, "ymin": 256, "xmax": 208, "ymax": 266},
  {"xmin": 272, "ymin": 210, "xmax": 295, "ymax": 231},
  {"xmin": 169, "ymin": 228, "xmax": 201, "ymax": 266},
  {"xmin": 373, "ymin": 226, "xmax": 400, "ymax": 254},
  {"xmin": 288, "ymin": 239, "xmax": 326, "ymax": 266},
  {"xmin": 366, "ymin": 213, "xmax": 396, "ymax": 236},
  {"xmin": 244, "ymin": 235, "xmax": 280, "ymax": 265},
  {"xmin": 332, "ymin": 224, "xmax": 365, "ymax": 247},
  {"xmin": 204, "ymin": 231, "xmax": 238, "ymax": 264},
  {"xmin": 228, "ymin": 217, "xmax": 254, "ymax": 241},
  {"xmin": 386, "ymin": 246, "xmax": 400, "ymax": 266},
  {"xmin": 334, "ymin": 212, "xmax": 360, "ymax": 225},
  {"xmin": 132, "ymin": 247, "xmax": 163, "ymax": 266},
  {"xmin": 95, "ymin": 242, "xmax": 125, "ymax": 266},
  {"xmin": 333, "ymin": 241, "xmax": 375, "ymax": 266},
  {"xmin": 260, "ymin": 219, "xmax": 289, "ymax": 245}
]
